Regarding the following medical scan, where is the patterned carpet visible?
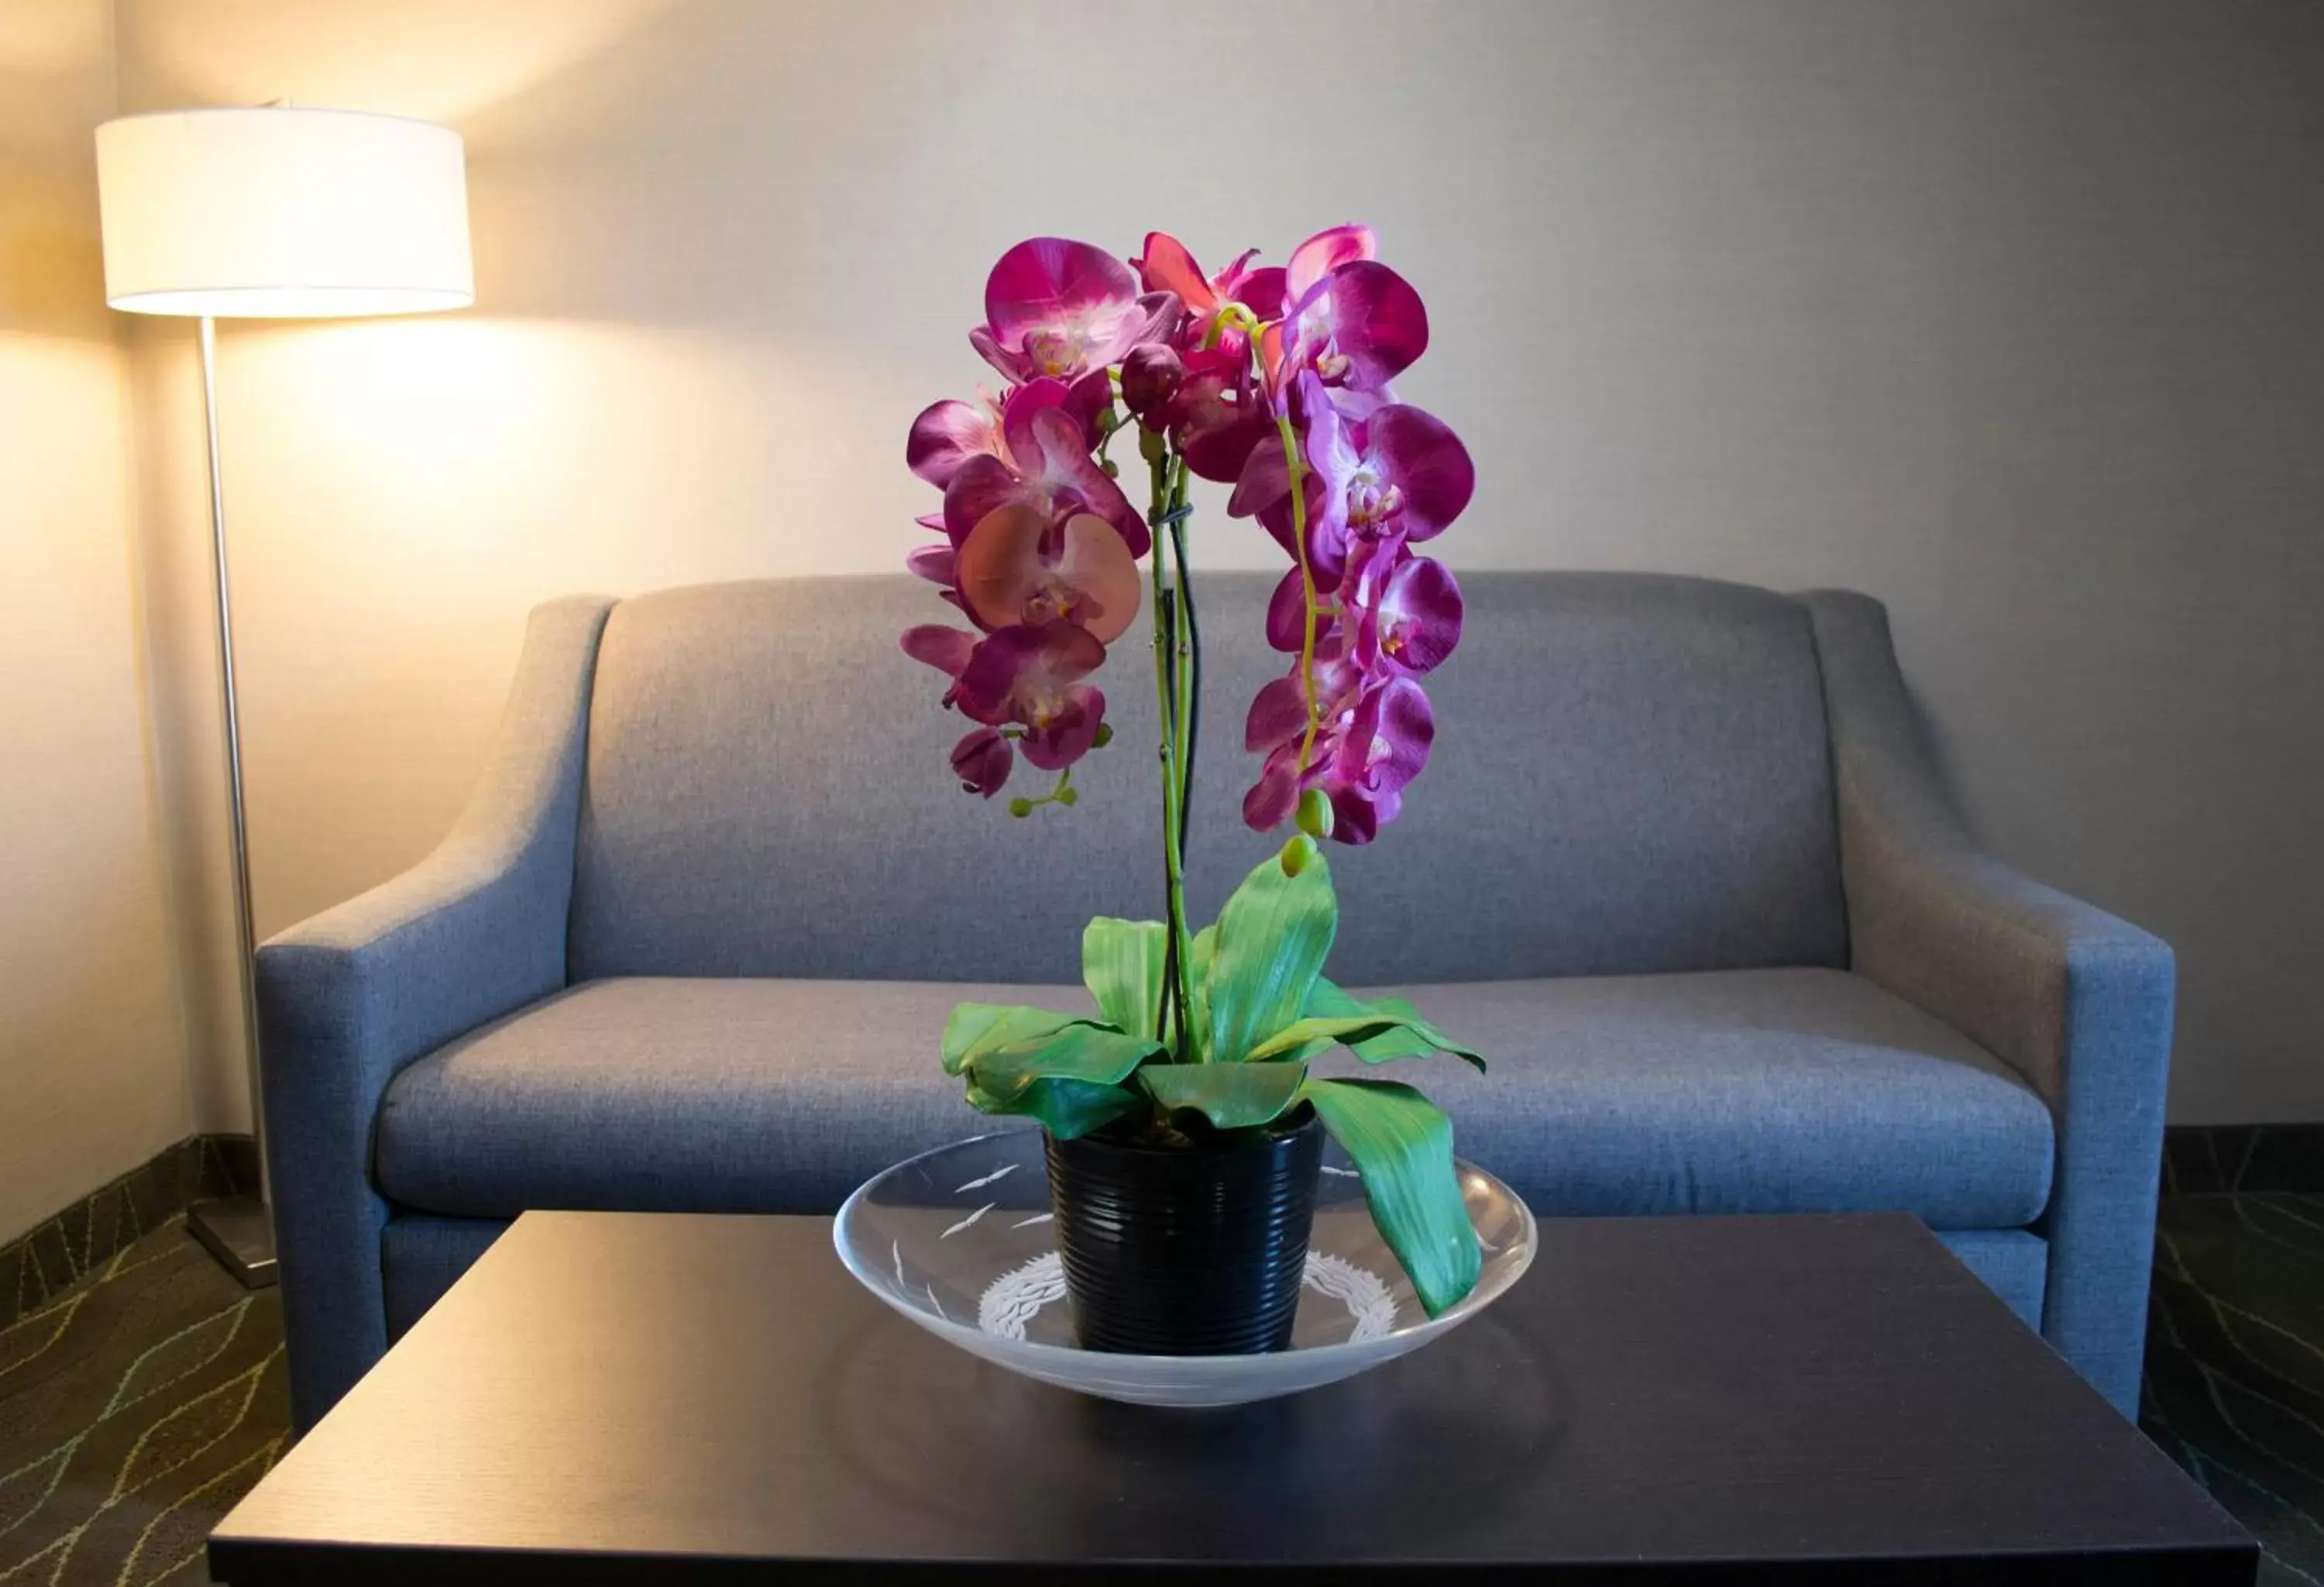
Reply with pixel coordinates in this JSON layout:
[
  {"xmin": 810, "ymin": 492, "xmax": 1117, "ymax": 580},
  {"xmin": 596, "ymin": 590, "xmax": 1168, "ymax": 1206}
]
[
  {"xmin": 0, "ymin": 1219, "xmax": 287, "ymax": 1586},
  {"xmin": 0, "ymin": 1197, "xmax": 2314, "ymax": 1584}
]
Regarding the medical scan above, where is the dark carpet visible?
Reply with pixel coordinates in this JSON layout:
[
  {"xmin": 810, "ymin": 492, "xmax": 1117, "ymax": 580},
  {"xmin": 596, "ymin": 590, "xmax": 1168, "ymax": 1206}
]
[
  {"xmin": 0, "ymin": 1218, "xmax": 287, "ymax": 1585},
  {"xmin": 2, "ymin": 1198, "xmax": 2315, "ymax": 1584}
]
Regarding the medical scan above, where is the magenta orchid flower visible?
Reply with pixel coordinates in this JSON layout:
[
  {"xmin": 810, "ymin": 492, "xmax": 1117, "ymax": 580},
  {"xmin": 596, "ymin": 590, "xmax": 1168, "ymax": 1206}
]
[
  {"xmin": 1353, "ymin": 552, "xmax": 1464, "ymax": 677},
  {"xmin": 944, "ymin": 405, "xmax": 1150, "ymax": 556},
  {"xmin": 1241, "ymin": 669, "xmax": 1435, "ymax": 845},
  {"xmin": 1274, "ymin": 260, "xmax": 1429, "ymax": 398},
  {"xmin": 1134, "ymin": 232, "xmax": 1286, "ymax": 345},
  {"xmin": 954, "ymin": 622, "xmax": 1109, "ymax": 767},
  {"xmin": 1285, "ymin": 224, "xmax": 1377, "ymax": 301},
  {"xmin": 972, "ymin": 237, "xmax": 1177, "ymax": 386},
  {"xmin": 951, "ymin": 726, "xmax": 1013, "ymax": 798},
  {"xmin": 907, "ymin": 376, "xmax": 1109, "ymax": 490},
  {"xmin": 904, "ymin": 228, "xmax": 1469, "ymax": 845},
  {"xmin": 956, "ymin": 506, "xmax": 1143, "ymax": 644},
  {"xmin": 1232, "ymin": 373, "xmax": 1473, "ymax": 563}
]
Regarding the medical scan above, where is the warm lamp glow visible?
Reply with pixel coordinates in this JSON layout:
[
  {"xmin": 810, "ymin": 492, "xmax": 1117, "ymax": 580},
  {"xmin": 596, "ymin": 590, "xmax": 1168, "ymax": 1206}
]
[{"xmin": 95, "ymin": 107, "xmax": 473, "ymax": 318}]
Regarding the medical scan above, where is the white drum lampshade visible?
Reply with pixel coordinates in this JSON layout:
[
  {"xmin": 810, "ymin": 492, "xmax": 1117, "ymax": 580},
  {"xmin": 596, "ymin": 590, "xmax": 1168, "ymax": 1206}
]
[{"xmin": 96, "ymin": 106, "xmax": 473, "ymax": 318}]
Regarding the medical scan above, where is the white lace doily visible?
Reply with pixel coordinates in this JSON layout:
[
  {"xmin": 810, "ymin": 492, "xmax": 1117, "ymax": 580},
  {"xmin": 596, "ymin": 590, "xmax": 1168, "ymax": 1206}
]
[{"xmin": 976, "ymin": 1251, "xmax": 1397, "ymax": 1344}]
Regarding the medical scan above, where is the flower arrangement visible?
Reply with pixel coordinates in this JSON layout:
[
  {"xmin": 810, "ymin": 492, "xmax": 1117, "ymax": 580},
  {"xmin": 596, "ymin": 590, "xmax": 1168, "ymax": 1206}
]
[{"xmin": 901, "ymin": 228, "xmax": 1485, "ymax": 1318}]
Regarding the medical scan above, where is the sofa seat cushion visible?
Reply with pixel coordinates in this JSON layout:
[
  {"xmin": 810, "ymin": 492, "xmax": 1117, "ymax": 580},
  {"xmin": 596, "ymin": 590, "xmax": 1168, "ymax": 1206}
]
[
  {"xmin": 376, "ymin": 978, "xmax": 1060, "ymax": 1219},
  {"xmin": 1329, "ymin": 969, "xmax": 2051, "ymax": 1228},
  {"xmin": 376, "ymin": 969, "xmax": 2052, "ymax": 1231}
]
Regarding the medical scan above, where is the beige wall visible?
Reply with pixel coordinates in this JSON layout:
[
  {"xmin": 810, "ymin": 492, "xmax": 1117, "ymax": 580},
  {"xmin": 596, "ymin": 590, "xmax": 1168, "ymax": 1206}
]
[
  {"xmin": 0, "ymin": 0, "xmax": 193, "ymax": 1241},
  {"xmin": 113, "ymin": 0, "xmax": 2324, "ymax": 1124}
]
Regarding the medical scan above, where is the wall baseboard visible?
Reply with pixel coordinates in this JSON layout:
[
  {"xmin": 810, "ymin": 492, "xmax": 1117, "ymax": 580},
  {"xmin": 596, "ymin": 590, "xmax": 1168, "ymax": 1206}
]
[{"xmin": 0, "ymin": 1134, "xmax": 258, "ymax": 1329}]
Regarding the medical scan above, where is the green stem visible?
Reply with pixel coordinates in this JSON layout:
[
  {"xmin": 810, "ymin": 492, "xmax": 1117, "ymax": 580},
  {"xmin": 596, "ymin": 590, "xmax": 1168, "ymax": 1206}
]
[
  {"xmin": 1274, "ymin": 411, "xmax": 1323, "ymax": 773},
  {"xmin": 1147, "ymin": 446, "xmax": 1194, "ymax": 1058}
]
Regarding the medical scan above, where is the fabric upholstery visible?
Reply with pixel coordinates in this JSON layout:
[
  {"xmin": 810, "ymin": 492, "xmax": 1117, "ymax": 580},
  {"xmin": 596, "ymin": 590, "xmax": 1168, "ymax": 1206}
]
[
  {"xmin": 378, "ymin": 979, "xmax": 1055, "ymax": 1218},
  {"xmin": 254, "ymin": 572, "xmax": 2172, "ymax": 1433},
  {"xmin": 1328, "ymin": 969, "xmax": 2051, "ymax": 1228},
  {"xmin": 382, "ymin": 1216, "xmax": 507, "ymax": 1344},
  {"xmin": 1807, "ymin": 590, "xmax": 2174, "ymax": 1417},
  {"xmin": 376, "ymin": 969, "xmax": 2049, "ymax": 1231},
  {"xmin": 569, "ymin": 573, "xmax": 1848, "ymax": 986},
  {"xmin": 256, "ymin": 596, "xmax": 612, "ymax": 1430},
  {"xmin": 1936, "ymin": 1229, "xmax": 2050, "ymax": 1332}
]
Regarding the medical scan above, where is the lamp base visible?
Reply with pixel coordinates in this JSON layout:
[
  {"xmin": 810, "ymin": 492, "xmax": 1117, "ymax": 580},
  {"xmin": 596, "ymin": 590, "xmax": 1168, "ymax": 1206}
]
[{"xmin": 187, "ymin": 1196, "xmax": 279, "ymax": 1289}]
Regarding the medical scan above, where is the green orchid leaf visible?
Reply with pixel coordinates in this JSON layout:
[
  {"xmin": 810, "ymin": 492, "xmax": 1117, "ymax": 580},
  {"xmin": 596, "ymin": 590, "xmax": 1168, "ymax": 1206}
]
[
  {"xmin": 1205, "ymin": 849, "xmax": 1338, "ymax": 1065},
  {"xmin": 1082, "ymin": 917, "xmax": 1170, "ymax": 1041},
  {"xmin": 940, "ymin": 1003, "xmax": 1103, "ymax": 1077},
  {"xmin": 964, "ymin": 1075, "xmax": 1141, "ymax": 1140},
  {"xmin": 1246, "ymin": 1007, "xmax": 1485, "ymax": 1072},
  {"xmin": 1300, "ymin": 1078, "xmax": 1480, "ymax": 1317},
  {"xmin": 1186, "ymin": 924, "xmax": 1218, "ymax": 1062},
  {"xmin": 969, "ymin": 1025, "xmax": 1164, "ymax": 1102},
  {"xmin": 1138, "ymin": 1061, "xmax": 1309, "ymax": 1131}
]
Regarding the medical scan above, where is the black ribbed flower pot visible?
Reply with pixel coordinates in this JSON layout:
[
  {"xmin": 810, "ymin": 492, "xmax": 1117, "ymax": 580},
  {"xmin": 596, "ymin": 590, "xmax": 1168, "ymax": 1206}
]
[{"xmin": 1043, "ymin": 1107, "xmax": 1324, "ymax": 1355}]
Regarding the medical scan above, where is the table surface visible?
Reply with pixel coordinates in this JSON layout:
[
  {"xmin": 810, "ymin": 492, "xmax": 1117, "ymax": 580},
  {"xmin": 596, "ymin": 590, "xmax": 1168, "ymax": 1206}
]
[{"xmin": 211, "ymin": 1210, "xmax": 2254, "ymax": 1585}]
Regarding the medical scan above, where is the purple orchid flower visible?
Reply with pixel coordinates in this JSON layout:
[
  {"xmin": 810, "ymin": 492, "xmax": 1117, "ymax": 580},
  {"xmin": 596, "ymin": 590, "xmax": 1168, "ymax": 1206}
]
[
  {"xmin": 902, "ymin": 620, "xmax": 1110, "ymax": 780},
  {"xmin": 1273, "ymin": 259, "xmax": 1429, "ymax": 400},
  {"xmin": 951, "ymin": 726, "xmax": 1014, "ymax": 797},
  {"xmin": 1353, "ymin": 551, "xmax": 1464, "ymax": 677},
  {"xmin": 1134, "ymin": 232, "xmax": 1286, "ymax": 348},
  {"xmin": 944, "ymin": 405, "xmax": 1150, "ymax": 557},
  {"xmin": 954, "ymin": 622, "xmax": 1109, "ymax": 769},
  {"xmin": 972, "ymin": 237, "xmax": 1177, "ymax": 386},
  {"xmin": 906, "ymin": 376, "xmax": 1109, "ymax": 490},
  {"xmin": 1232, "ymin": 374, "xmax": 1473, "ymax": 566},
  {"xmin": 1241, "ymin": 669, "xmax": 1435, "ymax": 844},
  {"xmin": 955, "ymin": 506, "xmax": 1143, "ymax": 644}
]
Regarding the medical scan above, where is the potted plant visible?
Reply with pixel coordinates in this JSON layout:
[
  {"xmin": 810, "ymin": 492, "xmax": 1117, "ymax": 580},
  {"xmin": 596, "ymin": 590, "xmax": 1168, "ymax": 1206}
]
[{"xmin": 901, "ymin": 227, "xmax": 1482, "ymax": 1354}]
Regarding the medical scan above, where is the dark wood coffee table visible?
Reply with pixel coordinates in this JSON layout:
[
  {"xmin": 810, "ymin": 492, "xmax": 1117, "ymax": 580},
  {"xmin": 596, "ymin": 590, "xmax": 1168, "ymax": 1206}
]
[{"xmin": 210, "ymin": 1210, "xmax": 2253, "ymax": 1584}]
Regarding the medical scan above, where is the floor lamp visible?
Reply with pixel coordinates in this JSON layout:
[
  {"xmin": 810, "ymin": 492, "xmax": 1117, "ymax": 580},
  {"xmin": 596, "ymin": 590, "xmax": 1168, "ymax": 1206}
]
[{"xmin": 95, "ymin": 106, "xmax": 474, "ymax": 1287}]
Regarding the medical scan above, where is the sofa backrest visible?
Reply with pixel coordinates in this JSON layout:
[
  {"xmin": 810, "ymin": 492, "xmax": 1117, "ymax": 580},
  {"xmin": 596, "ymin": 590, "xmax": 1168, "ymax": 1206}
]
[{"xmin": 566, "ymin": 571, "xmax": 1847, "ymax": 986}]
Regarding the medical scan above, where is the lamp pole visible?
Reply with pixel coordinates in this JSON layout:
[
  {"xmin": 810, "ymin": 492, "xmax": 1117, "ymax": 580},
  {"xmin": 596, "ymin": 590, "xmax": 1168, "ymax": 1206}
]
[{"xmin": 186, "ymin": 312, "xmax": 279, "ymax": 1289}]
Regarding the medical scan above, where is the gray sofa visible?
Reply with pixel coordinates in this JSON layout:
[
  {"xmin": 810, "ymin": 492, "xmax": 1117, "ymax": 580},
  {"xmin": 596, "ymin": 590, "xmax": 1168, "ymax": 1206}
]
[{"xmin": 257, "ymin": 572, "xmax": 2174, "ymax": 1431}]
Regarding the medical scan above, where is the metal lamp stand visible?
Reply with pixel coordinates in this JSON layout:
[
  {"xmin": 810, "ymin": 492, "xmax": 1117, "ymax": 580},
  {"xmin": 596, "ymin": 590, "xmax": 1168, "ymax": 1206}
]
[{"xmin": 184, "ymin": 313, "xmax": 279, "ymax": 1289}]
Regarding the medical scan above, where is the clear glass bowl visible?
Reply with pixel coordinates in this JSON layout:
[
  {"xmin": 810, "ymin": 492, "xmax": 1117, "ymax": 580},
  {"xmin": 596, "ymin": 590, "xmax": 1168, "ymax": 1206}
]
[{"xmin": 833, "ymin": 1128, "xmax": 1537, "ymax": 1407}]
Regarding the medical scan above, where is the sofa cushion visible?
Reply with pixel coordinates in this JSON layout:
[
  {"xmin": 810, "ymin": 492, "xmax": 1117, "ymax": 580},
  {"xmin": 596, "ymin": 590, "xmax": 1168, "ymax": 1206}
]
[
  {"xmin": 567, "ymin": 573, "xmax": 1848, "ymax": 986},
  {"xmin": 1332, "ymin": 969, "xmax": 2051, "ymax": 1228},
  {"xmin": 375, "ymin": 969, "xmax": 2051, "ymax": 1231}
]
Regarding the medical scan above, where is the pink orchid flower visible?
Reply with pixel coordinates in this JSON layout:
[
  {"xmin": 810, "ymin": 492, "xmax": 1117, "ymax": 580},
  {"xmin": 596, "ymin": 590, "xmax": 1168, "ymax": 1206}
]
[
  {"xmin": 955, "ymin": 506, "xmax": 1143, "ymax": 645},
  {"xmin": 1278, "ymin": 260, "xmax": 1429, "ymax": 398},
  {"xmin": 951, "ymin": 725, "xmax": 1014, "ymax": 798},
  {"xmin": 1241, "ymin": 670, "xmax": 1435, "ymax": 844},
  {"xmin": 1233, "ymin": 374, "xmax": 1473, "ymax": 563},
  {"xmin": 1352, "ymin": 551, "xmax": 1464, "ymax": 677},
  {"xmin": 971, "ymin": 237, "xmax": 1177, "ymax": 386},
  {"xmin": 955, "ymin": 623, "xmax": 1109, "ymax": 769},
  {"xmin": 906, "ymin": 375, "xmax": 1109, "ymax": 490},
  {"xmin": 1133, "ymin": 232, "xmax": 1287, "ymax": 346},
  {"xmin": 944, "ymin": 406, "xmax": 1150, "ymax": 557},
  {"xmin": 902, "ymin": 620, "xmax": 1110, "ymax": 776}
]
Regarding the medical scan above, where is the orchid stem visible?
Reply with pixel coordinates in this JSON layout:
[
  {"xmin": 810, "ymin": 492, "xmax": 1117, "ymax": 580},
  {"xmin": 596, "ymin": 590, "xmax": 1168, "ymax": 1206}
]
[
  {"xmin": 1147, "ymin": 447, "xmax": 1195, "ymax": 1060},
  {"xmin": 1274, "ymin": 411, "xmax": 1323, "ymax": 773}
]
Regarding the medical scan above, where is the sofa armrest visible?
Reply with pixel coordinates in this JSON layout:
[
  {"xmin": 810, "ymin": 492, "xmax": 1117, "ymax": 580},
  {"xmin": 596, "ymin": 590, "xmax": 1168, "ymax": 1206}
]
[
  {"xmin": 257, "ymin": 594, "xmax": 613, "ymax": 1428},
  {"xmin": 1803, "ymin": 590, "xmax": 2173, "ymax": 1418}
]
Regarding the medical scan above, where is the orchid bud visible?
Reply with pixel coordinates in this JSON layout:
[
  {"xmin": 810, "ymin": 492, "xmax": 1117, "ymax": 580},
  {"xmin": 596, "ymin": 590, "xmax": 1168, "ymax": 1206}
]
[
  {"xmin": 950, "ymin": 726, "xmax": 1013, "ymax": 800},
  {"xmin": 1119, "ymin": 343, "xmax": 1183, "ymax": 423},
  {"xmin": 1280, "ymin": 834, "xmax": 1318, "ymax": 876},
  {"xmin": 1295, "ymin": 787, "xmax": 1335, "ymax": 840},
  {"xmin": 1008, "ymin": 797, "xmax": 1034, "ymax": 818},
  {"xmin": 1057, "ymin": 785, "xmax": 1078, "ymax": 807},
  {"xmin": 1092, "ymin": 722, "xmax": 1115, "ymax": 749}
]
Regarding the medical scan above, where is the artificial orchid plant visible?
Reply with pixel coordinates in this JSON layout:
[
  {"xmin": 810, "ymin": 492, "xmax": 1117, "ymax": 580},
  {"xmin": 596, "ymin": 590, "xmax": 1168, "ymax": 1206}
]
[{"xmin": 902, "ymin": 228, "xmax": 1484, "ymax": 1313}]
